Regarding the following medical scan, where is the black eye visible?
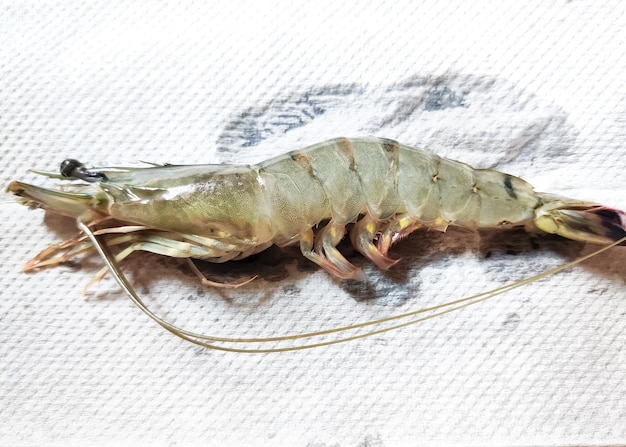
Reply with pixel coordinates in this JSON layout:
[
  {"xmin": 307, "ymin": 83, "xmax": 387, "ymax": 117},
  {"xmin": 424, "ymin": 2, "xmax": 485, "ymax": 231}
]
[
  {"xmin": 60, "ymin": 159, "xmax": 85, "ymax": 178},
  {"xmin": 59, "ymin": 159, "xmax": 108, "ymax": 182}
]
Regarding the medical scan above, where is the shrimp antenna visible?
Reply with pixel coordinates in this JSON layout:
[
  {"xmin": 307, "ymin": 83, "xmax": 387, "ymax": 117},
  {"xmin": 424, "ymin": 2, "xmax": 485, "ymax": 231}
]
[{"xmin": 79, "ymin": 219, "xmax": 626, "ymax": 353}]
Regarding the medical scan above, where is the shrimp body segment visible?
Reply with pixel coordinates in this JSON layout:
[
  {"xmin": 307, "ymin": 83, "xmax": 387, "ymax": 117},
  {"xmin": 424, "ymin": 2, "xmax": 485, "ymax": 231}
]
[{"xmin": 8, "ymin": 137, "xmax": 626, "ymax": 282}]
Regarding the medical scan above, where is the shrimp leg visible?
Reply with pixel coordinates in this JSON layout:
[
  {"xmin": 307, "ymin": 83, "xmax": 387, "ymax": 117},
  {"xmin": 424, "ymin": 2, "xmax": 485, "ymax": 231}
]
[
  {"xmin": 377, "ymin": 214, "xmax": 424, "ymax": 258},
  {"xmin": 83, "ymin": 232, "xmax": 256, "ymax": 291},
  {"xmin": 350, "ymin": 215, "xmax": 399, "ymax": 270},
  {"xmin": 300, "ymin": 224, "xmax": 365, "ymax": 280}
]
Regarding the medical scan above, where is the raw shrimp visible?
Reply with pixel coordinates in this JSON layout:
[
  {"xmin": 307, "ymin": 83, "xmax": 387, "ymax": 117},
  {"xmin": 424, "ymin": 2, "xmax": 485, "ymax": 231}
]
[{"xmin": 8, "ymin": 137, "xmax": 626, "ymax": 352}]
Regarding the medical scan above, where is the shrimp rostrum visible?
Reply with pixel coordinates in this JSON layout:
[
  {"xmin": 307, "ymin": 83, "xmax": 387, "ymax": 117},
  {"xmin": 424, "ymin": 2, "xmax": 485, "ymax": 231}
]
[{"xmin": 8, "ymin": 137, "xmax": 626, "ymax": 351}]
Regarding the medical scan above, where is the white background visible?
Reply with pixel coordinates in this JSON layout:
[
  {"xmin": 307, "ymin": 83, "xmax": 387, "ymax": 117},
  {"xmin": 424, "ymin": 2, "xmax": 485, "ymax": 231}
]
[{"xmin": 1, "ymin": 1, "xmax": 625, "ymax": 446}]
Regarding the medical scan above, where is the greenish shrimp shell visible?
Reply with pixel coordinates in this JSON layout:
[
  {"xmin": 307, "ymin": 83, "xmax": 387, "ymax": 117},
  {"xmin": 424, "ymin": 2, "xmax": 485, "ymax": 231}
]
[
  {"xmin": 102, "ymin": 137, "xmax": 539, "ymax": 245},
  {"xmin": 10, "ymin": 137, "xmax": 625, "ymax": 281}
]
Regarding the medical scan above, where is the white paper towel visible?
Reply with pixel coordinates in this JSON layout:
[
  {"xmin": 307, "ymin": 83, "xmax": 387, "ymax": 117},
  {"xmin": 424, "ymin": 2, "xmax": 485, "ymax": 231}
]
[{"xmin": 1, "ymin": 1, "xmax": 625, "ymax": 445}]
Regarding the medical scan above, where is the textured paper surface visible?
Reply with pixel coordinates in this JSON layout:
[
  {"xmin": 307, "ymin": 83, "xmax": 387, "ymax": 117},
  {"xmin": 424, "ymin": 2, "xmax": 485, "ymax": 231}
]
[{"xmin": 1, "ymin": 1, "xmax": 625, "ymax": 446}]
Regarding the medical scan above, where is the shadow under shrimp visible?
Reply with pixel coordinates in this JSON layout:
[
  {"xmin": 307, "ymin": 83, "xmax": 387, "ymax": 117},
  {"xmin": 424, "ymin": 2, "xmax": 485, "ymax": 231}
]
[
  {"xmin": 29, "ymin": 207, "xmax": 618, "ymax": 307},
  {"xmin": 340, "ymin": 227, "xmax": 597, "ymax": 305},
  {"xmin": 189, "ymin": 226, "xmax": 593, "ymax": 308},
  {"xmin": 189, "ymin": 245, "xmax": 291, "ymax": 285}
]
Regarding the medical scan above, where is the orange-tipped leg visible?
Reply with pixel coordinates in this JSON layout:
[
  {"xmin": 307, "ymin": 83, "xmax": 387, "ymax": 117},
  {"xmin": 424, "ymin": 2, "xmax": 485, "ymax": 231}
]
[
  {"xmin": 377, "ymin": 215, "xmax": 422, "ymax": 258},
  {"xmin": 350, "ymin": 215, "xmax": 400, "ymax": 270},
  {"xmin": 300, "ymin": 225, "xmax": 365, "ymax": 280},
  {"xmin": 22, "ymin": 236, "xmax": 92, "ymax": 271}
]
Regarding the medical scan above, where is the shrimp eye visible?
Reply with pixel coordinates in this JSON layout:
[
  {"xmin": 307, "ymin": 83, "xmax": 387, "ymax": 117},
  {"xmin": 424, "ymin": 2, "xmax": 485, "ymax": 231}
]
[
  {"xmin": 60, "ymin": 159, "xmax": 108, "ymax": 182},
  {"xmin": 60, "ymin": 159, "xmax": 85, "ymax": 178}
]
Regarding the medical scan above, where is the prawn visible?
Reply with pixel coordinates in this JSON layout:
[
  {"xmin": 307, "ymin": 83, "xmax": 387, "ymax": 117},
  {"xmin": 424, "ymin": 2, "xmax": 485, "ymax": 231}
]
[{"xmin": 8, "ymin": 137, "xmax": 626, "ymax": 352}]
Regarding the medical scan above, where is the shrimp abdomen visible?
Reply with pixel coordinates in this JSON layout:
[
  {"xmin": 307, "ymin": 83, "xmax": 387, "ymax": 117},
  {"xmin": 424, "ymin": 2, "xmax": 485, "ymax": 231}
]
[{"xmin": 264, "ymin": 137, "xmax": 539, "ymax": 231}]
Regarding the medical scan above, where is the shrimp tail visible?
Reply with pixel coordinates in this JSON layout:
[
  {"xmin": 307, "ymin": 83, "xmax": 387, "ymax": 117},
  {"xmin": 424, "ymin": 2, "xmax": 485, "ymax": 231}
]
[{"xmin": 534, "ymin": 193, "xmax": 626, "ymax": 245}]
